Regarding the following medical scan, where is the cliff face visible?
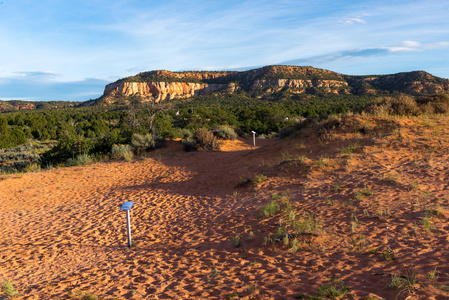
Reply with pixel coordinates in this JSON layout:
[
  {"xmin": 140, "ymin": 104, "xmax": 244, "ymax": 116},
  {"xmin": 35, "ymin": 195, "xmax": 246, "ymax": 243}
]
[
  {"xmin": 103, "ymin": 78, "xmax": 349, "ymax": 102},
  {"xmin": 104, "ymin": 81, "xmax": 230, "ymax": 102},
  {"xmin": 100, "ymin": 66, "xmax": 449, "ymax": 105},
  {"xmin": 250, "ymin": 79, "xmax": 348, "ymax": 94}
]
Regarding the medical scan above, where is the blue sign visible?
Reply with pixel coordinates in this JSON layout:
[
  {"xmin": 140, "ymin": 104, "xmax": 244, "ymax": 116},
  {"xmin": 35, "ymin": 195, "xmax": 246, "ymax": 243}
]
[{"xmin": 120, "ymin": 201, "xmax": 134, "ymax": 211}]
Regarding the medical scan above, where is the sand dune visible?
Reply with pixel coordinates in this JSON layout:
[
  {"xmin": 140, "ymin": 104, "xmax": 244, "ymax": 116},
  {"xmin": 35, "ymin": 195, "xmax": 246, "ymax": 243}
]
[{"xmin": 1, "ymin": 115, "xmax": 449, "ymax": 299}]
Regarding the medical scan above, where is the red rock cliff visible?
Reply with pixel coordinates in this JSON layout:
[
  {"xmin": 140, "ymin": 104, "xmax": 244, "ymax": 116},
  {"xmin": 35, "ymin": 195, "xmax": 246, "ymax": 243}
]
[{"xmin": 103, "ymin": 81, "xmax": 231, "ymax": 102}]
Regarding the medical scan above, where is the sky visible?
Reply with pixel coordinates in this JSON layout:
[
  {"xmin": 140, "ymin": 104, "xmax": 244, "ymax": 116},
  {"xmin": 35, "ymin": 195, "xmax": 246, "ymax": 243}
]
[{"xmin": 0, "ymin": 0, "xmax": 448, "ymax": 102}]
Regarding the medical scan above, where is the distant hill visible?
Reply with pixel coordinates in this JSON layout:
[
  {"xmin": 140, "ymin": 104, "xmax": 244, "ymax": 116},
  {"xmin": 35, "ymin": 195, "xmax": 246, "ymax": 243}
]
[
  {"xmin": 97, "ymin": 65, "xmax": 449, "ymax": 105},
  {"xmin": 0, "ymin": 100, "xmax": 76, "ymax": 113},
  {"xmin": 2, "ymin": 66, "xmax": 448, "ymax": 111}
]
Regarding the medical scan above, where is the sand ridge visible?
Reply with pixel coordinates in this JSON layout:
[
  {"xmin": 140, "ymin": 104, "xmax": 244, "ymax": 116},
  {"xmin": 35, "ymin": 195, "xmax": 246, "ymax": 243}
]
[{"xmin": 1, "ymin": 115, "xmax": 449, "ymax": 299}]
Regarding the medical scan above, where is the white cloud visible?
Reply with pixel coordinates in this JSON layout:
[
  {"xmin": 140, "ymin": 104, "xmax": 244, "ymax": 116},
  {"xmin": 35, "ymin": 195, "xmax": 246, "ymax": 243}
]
[
  {"xmin": 387, "ymin": 41, "xmax": 449, "ymax": 52},
  {"xmin": 13, "ymin": 71, "xmax": 61, "ymax": 80},
  {"xmin": 340, "ymin": 17, "xmax": 366, "ymax": 25}
]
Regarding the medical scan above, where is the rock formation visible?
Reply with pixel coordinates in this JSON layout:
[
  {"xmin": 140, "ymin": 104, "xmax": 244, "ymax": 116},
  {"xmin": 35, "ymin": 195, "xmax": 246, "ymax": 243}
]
[{"xmin": 101, "ymin": 66, "xmax": 449, "ymax": 105}]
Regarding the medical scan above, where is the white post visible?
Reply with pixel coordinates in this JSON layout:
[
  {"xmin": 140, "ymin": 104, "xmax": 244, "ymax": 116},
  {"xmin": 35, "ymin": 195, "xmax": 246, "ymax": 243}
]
[
  {"xmin": 120, "ymin": 201, "xmax": 134, "ymax": 248},
  {"xmin": 252, "ymin": 131, "xmax": 256, "ymax": 147},
  {"xmin": 126, "ymin": 210, "xmax": 132, "ymax": 248}
]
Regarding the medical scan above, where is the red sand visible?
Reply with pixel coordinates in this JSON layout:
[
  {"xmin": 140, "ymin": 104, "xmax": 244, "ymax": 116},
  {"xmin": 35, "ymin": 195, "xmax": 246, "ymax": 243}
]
[{"xmin": 1, "ymin": 115, "xmax": 449, "ymax": 299}]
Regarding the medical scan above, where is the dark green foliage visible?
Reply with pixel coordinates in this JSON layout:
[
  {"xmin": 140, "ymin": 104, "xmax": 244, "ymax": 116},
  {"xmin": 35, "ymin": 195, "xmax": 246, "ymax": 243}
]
[
  {"xmin": 182, "ymin": 137, "xmax": 197, "ymax": 152},
  {"xmin": 0, "ymin": 116, "xmax": 27, "ymax": 148},
  {"xmin": 41, "ymin": 135, "xmax": 95, "ymax": 166}
]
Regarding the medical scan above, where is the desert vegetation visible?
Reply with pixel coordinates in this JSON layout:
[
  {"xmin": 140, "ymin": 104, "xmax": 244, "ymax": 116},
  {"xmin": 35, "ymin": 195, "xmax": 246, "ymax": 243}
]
[{"xmin": 2, "ymin": 89, "xmax": 448, "ymax": 172}]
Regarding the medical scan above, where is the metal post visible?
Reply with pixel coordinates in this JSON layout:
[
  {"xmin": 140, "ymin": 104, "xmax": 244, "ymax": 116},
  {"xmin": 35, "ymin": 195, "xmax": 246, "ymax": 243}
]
[
  {"xmin": 126, "ymin": 210, "xmax": 132, "ymax": 248},
  {"xmin": 120, "ymin": 201, "xmax": 134, "ymax": 248},
  {"xmin": 252, "ymin": 131, "xmax": 256, "ymax": 147}
]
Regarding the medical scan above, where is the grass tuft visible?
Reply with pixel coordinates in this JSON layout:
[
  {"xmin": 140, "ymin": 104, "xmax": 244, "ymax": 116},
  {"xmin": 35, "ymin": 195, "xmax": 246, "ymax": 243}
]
[
  {"xmin": 2, "ymin": 279, "xmax": 19, "ymax": 297},
  {"xmin": 260, "ymin": 201, "xmax": 281, "ymax": 217}
]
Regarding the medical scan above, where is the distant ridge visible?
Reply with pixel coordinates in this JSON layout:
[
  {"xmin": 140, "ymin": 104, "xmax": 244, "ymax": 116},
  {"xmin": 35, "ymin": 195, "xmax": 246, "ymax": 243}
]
[
  {"xmin": 98, "ymin": 65, "xmax": 449, "ymax": 105},
  {"xmin": 2, "ymin": 65, "xmax": 448, "ymax": 111},
  {"xmin": 0, "ymin": 100, "xmax": 76, "ymax": 113}
]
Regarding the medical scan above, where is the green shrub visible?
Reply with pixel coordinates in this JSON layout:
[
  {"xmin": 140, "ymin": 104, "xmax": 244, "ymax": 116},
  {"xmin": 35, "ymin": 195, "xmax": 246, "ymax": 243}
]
[
  {"xmin": 123, "ymin": 151, "xmax": 134, "ymax": 161},
  {"xmin": 182, "ymin": 138, "xmax": 197, "ymax": 152},
  {"xmin": 313, "ymin": 278, "xmax": 349, "ymax": 299},
  {"xmin": 252, "ymin": 174, "xmax": 267, "ymax": 185},
  {"xmin": 181, "ymin": 128, "xmax": 192, "ymax": 138},
  {"xmin": 111, "ymin": 144, "xmax": 133, "ymax": 161},
  {"xmin": 111, "ymin": 144, "xmax": 132, "ymax": 154},
  {"xmin": 260, "ymin": 201, "xmax": 281, "ymax": 217},
  {"xmin": 277, "ymin": 126, "xmax": 295, "ymax": 138},
  {"xmin": 2, "ymin": 279, "xmax": 19, "ymax": 297},
  {"xmin": 292, "ymin": 212, "xmax": 321, "ymax": 234},
  {"xmin": 66, "ymin": 154, "xmax": 93, "ymax": 166},
  {"xmin": 215, "ymin": 125, "xmax": 237, "ymax": 140},
  {"xmin": 230, "ymin": 235, "xmax": 241, "ymax": 247},
  {"xmin": 24, "ymin": 163, "xmax": 41, "ymax": 173},
  {"xmin": 131, "ymin": 133, "xmax": 155, "ymax": 153},
  {"xmin": 42, "ymin": 135, "xmax": 94, "ymax": 166},
  {"xmin": 193, "ymin": 128, "xmax": 220, "ymax": 151}
]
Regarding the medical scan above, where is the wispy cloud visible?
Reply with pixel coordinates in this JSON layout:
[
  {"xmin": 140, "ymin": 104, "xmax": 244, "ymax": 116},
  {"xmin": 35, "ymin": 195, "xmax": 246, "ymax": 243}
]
[
  {"xmin": 339, "ymin": 13, "xmax": 369, "ymax": 25},
  {"xmin": 280, "ymin": 41, "xmax": 449, "ymax": 66},
  {"xmin": 13, "ymin": 71, "xmax": 61, "ymax": 80},
  {"xmin": 387, "ymin": 41, "xmax": 449, "ymax": 52}
]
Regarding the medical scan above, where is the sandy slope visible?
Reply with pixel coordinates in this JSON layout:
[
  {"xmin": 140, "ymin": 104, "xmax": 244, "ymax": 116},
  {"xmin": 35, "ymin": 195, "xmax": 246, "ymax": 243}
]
[{"xmin": 1, "ymin": 115, "xmax": 449, "ymax": 300}]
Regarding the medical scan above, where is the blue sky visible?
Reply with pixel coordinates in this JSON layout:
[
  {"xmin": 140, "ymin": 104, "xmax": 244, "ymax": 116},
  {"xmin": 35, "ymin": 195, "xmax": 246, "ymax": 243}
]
[{"xmin": 0, "ymin": 0, "xmax": 448, "ymax": 101}]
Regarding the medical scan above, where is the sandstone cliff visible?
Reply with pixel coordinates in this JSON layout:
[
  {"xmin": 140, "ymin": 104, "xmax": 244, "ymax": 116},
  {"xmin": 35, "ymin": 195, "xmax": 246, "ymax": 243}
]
[
  {"xmin": 104, "ymin": 81, "xmax": 231, "ymax": 102},
  {"xmin": 100, "ymin": 66, "xmax": 449, "ymax": 105}
]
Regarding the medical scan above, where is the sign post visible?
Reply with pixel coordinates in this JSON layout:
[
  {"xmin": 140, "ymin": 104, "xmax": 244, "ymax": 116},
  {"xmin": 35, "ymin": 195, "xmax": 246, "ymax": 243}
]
[
  {"xmin": 251, "ymin": 131, "xmax": 256, "ymax": 147},
  {"xmin": 120, "ymin": 201, "xmax": 134, "ymax": 248}
]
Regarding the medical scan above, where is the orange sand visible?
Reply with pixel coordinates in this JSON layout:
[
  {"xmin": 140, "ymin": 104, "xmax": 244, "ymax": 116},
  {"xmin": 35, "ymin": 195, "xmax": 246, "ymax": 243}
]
[{"xmin": 1, "ymin": 115, "xmax": 449, "ymax": 299}]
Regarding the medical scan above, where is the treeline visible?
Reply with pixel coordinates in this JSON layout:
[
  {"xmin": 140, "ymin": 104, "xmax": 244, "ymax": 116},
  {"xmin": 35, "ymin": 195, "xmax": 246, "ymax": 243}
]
[{"xmin": 2, "ymin": 91, "xmax": 445, "ymax": 169}]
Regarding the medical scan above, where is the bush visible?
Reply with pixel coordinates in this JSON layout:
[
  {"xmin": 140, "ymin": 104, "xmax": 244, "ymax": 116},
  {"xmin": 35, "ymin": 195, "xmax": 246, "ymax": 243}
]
[
  {"xmin": 41, "ymin": 135, "xmax": 94, "ymax": 166},
  {"xmin": 24, "ymin": 163, "xmax": 41, "ymax": 173},
  {"xmin": 66, "ymin": 154, "xmax": 93, "ymax": 166},
  {"xmin": 391, "ymin": 95, "xmax": 420, "ymax": 115},
  {"xmin": 193, "ymin": 128, "xmax": 220, "ymax": 151},
  {"xmin": 215, "ymin": 125, "xmax": 237, "ymax": 140},
  {"xmin": 364, "ymin": 96, "xmax": 419, "ymax": 116},
  {"xmin": 418, "ymin": 93, "xmax": 449, "ymax": 114},
  {"xmin": 181, "ymin": 128, "xmax": 192, "ymax": 138},
  {"xmin": 182, "ymin": 137, "xmax": 197, "ymax": 152},
  {"xmin": 131, "ymin": 133, "xmax": 155, "ymax": 154},
  {"xmin": 111, "ymin": 144, "xmax": 133, "ymax": 161},
  {"xmin": 277, "ymin": 126, "xmax": 295, "ymax": 139},
  {"xmin": 123, "ymin": 151, "xmax": 134, "ymax": 161}
]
